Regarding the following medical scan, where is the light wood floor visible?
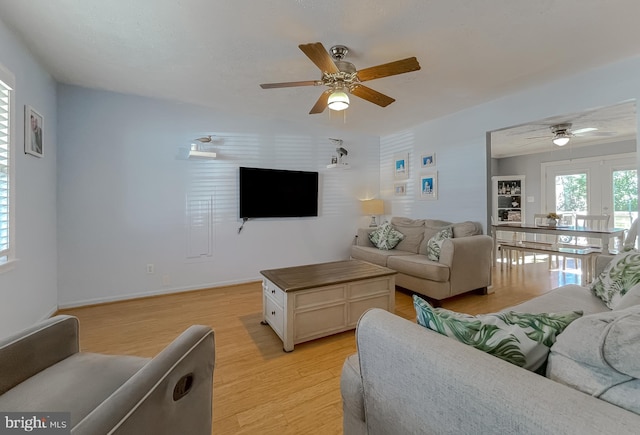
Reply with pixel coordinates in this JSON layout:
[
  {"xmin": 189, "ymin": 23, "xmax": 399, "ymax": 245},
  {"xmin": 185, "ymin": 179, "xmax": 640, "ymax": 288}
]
[{"xmin": 56, "ymin": 259, "xmax": 583, "ymax": 434}]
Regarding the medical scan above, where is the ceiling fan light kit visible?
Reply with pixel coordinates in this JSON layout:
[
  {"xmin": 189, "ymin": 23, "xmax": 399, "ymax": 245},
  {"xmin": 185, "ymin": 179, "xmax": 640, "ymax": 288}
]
[
  {"xmin": 328, "ymin": 88, "xmax": 350, "ymax": 111},
  {"xmin": 550, "ymin": 123, "xmax": 572, "ymax": 146},
  {"xmin": 260, "ymin": 42, "xmax": 421, "ymax": 114}
]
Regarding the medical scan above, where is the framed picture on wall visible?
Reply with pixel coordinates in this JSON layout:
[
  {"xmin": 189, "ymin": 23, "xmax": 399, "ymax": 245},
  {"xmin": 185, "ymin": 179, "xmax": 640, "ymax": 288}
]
[
  {"xmin": 24, "ymin": 105, "xmax": 43, "ymax": 157},
  {"xmin": 394, "ymin": 182, "xmax": 407, "ymax": 196},
  {"xmin": 394, "ymin": 152, "xmax": 409, "ymax": 180},
  {"xmin": 419, "ymin": 172, "xmax": 437, "ymax": 200},
  {"xmin": 421, "ymin": 153, "xmax": 436, "ymax": 168}
]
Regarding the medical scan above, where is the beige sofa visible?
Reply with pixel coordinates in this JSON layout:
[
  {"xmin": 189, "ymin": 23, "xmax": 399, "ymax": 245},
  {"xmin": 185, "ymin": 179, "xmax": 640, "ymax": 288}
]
[
  {"xmin": 0, "ymin": 315, "xmax": 215, "ymax": 434},
  {"xmin": 351, "ymin": 217, "xmax": 493, "ymax": 302},
  {"xmin": 341, "ymin": 254, "xmax": 640, "ymax": 434}
]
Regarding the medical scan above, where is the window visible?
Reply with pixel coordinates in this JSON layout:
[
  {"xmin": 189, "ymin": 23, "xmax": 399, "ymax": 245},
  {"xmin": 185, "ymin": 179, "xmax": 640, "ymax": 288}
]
[{"xmin": 0, "ymin": 63, "xmax": 14, "ymax": 268}]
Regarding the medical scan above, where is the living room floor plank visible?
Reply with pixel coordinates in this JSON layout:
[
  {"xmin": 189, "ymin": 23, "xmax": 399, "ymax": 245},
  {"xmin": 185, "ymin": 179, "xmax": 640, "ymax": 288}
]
[{"xmin": 56, "ymin": 261, "xmax": 579, "ymax": 434}]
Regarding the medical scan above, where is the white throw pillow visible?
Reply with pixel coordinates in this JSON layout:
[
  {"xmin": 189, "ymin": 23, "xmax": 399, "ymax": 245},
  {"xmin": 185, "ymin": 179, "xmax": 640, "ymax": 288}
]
[
  {"xmin": 413, "ymin": 295, "xmax": 582, "ymax": 372},
  {"xmin": 368, "ymin": 222, "xmax": 405, "ymax": 250},
  {"xmin": 614, "ymin": 282, "xmax": 640, "ymax": 310},
  {"xmin": 590, "ymin": 250, "xmax": 640, "ymax": 309},
  {"xmin": 426, "ymin": 226, "xmax": 453, "ymax": 261}
]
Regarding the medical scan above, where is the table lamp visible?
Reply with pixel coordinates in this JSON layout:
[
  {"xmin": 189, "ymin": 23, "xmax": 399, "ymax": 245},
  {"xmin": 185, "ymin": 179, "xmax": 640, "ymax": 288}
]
[{"xmin": 361, "ymin": 199, "xmax": 384, "ymax": 227}]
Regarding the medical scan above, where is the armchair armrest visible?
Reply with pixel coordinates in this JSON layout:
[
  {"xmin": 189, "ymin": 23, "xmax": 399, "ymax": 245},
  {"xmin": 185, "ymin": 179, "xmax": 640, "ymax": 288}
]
[
  {"xmin": 0, "ymin": 315, "xmax": 79, "ymax": 395},
  {"xmin": 73, "ymin": 325, "xmax": 215, "ymax": 435},
  {"xmin": 439, "ymin": 235, "xmax": 493, "ymax": 291}
]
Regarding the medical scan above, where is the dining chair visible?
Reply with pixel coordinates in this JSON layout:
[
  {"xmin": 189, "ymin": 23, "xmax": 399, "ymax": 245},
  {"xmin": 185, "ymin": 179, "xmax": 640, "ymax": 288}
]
[
  {"xmin": 562, "ymin": 214, "xmax": 610, "ymax": 271},
  {"xmin": 623, "ymin": 218, "xmax": 639, "ymax": 251}
]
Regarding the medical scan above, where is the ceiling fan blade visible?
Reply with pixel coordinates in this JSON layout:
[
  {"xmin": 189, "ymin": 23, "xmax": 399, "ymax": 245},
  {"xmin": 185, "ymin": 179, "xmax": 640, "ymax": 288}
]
[
  {"xmin": 299, "ymin": 43, "xmax": 339, "ymax": 73},
  {"xmin": 357, "ymin": 57, "xmax": 421, "ymax": 82},
  {"xmin": 350, "ymin": 85, "xmax": 395, "ymax": 107},
  {"xmin": 260, "ymin": 80, "xmax": 320, "ymax": 89},
  {"xmin": 309, "ymin": 91, "xmax": 330, "ymax": 114},
  {"xmin": 574, "ymin": 131, "xmax": 617, "ymax": 137}
]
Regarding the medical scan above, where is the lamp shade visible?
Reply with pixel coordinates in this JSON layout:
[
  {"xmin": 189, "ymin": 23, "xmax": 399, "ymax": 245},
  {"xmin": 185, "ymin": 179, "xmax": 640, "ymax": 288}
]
[
  {"xmin": 328, "ymin": 90, "xmax": 350, "ymax": 111},
  {"xmin": 361, "ymin": 199, "xmax": 384, "ymax": 215}
]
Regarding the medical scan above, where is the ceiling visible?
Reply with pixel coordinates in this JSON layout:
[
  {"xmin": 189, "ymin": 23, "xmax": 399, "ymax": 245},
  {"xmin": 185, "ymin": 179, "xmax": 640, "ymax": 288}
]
[
  {"xmin": 491, "ymin": 101, "xmax": 637, "ymax": 158},
  {"xmin": 2, "ymin": 1, "xmax": 640, "ymax": 140}
]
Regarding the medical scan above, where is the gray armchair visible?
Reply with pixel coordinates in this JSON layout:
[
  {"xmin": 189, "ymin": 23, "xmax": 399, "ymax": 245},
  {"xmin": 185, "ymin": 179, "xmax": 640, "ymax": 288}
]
[{"xmin": 0, "ymin": 315, "xmax": 215, "ymax": 434}]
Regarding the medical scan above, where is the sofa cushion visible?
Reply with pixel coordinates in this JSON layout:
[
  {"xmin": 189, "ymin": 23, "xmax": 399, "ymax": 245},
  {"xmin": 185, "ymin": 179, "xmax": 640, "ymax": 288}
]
[
  {"xmin": 387, "ymin": 254, "xmax": 450, "ymax": 282},
  {"xmin": 451, "ymin": 221, "xmax": 483, "ymax": 238},
  {"xmin": 414, "ymin": 295, "xmax": 583, "ymax": 371},
  {"xmin": 615, "ymin": 283, "xmax": 640, "ymax": 310},
  {"xmin": 351, "ymin": 245, "xmax": 415, "ymax": 267},
  {"xmin": 390, "ymin": 217, "xmax": 425, "ymax": 253},
  {"xmin": 368, "ymin": 222, "xmax": 405, "ymax": 250},
  {"xmin": 590, "ymin": 250, "xmax": 640, "ymax": 309},
  {"xmin": 426, "ymin": 227, "xmax": 453, "ymax": 261},
  {"xmin": 547, "ymin": 305, "xmax": 640, "ymax": 414},
  {"xmin": 508, "ymin": 284, "xmax": 609, "ymax": 316},
  {"xmin": 422, "ymin": 220, "xmax": 451, "ymax": 245}
]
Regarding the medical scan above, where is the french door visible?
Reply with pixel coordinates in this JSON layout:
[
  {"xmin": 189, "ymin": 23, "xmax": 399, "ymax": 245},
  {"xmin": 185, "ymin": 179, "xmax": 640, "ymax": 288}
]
[{"xmin": 542, "ymin": 153, "xmax": 638, "ymax": 233}]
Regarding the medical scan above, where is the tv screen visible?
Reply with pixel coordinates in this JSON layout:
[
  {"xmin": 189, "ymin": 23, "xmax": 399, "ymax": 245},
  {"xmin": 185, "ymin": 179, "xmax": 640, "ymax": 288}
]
[{"xmin": 239, "ymin": 167, "xmax": 319, "ymax": 218}]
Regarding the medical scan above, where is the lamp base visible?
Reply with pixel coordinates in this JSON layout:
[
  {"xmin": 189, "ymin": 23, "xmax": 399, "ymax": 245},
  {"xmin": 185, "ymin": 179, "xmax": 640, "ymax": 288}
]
[{"xmin": 369, "ymin": 216, "xmax": 378, "ymax": 227}]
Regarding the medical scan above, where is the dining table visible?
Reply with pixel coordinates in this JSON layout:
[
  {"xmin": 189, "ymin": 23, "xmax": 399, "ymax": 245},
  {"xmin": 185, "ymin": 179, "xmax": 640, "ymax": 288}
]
[{"xmin": 491, "ymin": 223, "xmax": 626, "ymax": 266}]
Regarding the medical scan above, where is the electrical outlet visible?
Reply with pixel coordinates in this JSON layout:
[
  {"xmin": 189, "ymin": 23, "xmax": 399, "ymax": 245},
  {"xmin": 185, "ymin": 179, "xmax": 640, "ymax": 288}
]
[{"xmin": 146, "ymin": 264, "xmax": 155, "ymax": 274}]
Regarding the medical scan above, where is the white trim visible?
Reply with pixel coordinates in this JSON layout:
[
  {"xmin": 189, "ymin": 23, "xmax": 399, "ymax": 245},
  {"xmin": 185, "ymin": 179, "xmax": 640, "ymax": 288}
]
[
  {"xmin": 0, "ymin": 63, "xmax": 16, "ymax": 268},
  {"xmin": 57, "ymin": 277, "xmax": 263, "ymax": 309}
]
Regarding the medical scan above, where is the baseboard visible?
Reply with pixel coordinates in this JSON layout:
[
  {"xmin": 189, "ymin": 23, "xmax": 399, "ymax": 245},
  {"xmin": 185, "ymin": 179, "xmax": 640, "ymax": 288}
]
[{"xmin": 57, "ymin": 277, "xmax": 263, "ymax": 309}]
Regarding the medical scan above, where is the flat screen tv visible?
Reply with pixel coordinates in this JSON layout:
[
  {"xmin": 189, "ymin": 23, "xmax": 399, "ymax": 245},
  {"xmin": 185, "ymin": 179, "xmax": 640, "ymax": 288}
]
[{"xmin": 239, "ymin": 167, "xmax": 319, "ymax": 218}]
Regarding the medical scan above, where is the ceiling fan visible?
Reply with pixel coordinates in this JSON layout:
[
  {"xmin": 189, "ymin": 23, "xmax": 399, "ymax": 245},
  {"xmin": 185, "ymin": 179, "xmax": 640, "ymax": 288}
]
[
  {"xmin": 528, "ymin": 123, "xmax": 616, "ymax": 146},
  {"xmin": 260, "ymin": 42, "xmax": 421, "ymax": 114}
]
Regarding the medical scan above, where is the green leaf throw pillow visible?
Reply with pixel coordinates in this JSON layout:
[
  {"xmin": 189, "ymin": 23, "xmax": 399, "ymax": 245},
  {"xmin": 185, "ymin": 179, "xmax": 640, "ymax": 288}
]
[
  {"xmin": 590, "ymin": 250, "xmax": 640, "ymax": 309},
  {"xmin": 426, "ymin": 226, "xmax": 453, "ymax": 261},
  {"xmin": 368, "ymin": 222, "xmax": 405, "ymax": 250},
  {"xmin": 413, "ymin": 295, "xmax": 582, "ymax": 371}
]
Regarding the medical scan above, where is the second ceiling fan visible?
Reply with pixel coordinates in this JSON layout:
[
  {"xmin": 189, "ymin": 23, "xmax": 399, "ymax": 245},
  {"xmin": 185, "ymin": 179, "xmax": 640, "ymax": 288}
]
[{"xmin": 260, "ymin": 42, "xmax": 421, "ymax": 114}]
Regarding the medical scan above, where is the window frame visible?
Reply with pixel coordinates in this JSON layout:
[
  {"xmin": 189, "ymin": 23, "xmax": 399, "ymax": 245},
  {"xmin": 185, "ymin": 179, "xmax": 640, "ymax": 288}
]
[{"xmin": 0, "ymin": 62, "xmax": 16, "ymax": 273}]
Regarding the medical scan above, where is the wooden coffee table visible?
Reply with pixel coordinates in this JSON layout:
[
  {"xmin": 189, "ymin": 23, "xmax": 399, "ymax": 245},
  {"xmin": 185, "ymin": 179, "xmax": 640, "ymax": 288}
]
[{"xmin": 260, "ymin": 260, "xmax": 396, "ymax": 351}]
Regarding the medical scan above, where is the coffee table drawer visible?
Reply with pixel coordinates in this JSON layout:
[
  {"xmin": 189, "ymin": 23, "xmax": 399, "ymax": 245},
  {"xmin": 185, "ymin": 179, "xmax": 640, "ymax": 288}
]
[
  {"xmin": 263, "ymin": 279, "xmax": 285, "ymax": 306},
  {"xmin": 265, "ymin": 296, "xmax": 284, "ymax": 339}
]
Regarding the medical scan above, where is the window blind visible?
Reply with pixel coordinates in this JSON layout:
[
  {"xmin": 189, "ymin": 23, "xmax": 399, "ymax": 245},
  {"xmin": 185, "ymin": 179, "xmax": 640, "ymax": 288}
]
[{"xmin": 0, "ymin": 77, "xmax": 11, "ymax": 264}]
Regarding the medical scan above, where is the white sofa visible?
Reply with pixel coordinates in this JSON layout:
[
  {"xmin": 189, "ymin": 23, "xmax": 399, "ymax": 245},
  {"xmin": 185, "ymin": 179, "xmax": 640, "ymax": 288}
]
[
  {"xmin": 351, "ymin": 217, "xmax": 493, "ymax": 302},
  {"xmin": 341, "ymin": 254, "xmax": 640, "ymax": 434}
]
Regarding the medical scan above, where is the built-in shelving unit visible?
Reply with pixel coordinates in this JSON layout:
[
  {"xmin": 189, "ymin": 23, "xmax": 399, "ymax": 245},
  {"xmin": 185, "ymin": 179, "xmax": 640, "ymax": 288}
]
[{"xmin": 492, "ymin": 175, "xmax": 525, "ymax": 225}]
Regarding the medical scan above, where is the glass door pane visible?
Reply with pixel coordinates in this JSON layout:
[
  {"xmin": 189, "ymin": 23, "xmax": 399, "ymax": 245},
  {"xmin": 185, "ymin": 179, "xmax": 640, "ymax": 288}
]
[
  {"xmin": 612, "ymin": 169, "xmax": 638, "ymax": 231},
  {"xmin": 555, "ymin": 173, "xmax": 588, "ymax": 219}
]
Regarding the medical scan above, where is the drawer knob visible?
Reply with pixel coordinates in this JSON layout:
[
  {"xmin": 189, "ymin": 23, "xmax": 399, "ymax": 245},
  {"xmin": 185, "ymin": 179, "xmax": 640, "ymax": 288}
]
[
  {"xmin": 271, "ymin": 289, "xmax": 276, "ymax": 294},
  {"xmin": 271, "ymin": 310, "xmax": 276, "ymax": 316}
]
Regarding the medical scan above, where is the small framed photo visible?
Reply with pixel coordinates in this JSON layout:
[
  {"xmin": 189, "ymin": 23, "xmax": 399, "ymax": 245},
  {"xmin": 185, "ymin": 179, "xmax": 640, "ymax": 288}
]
[
  {"xmin": 394, "ymin": 183, "xmax": 406, "ymax": 196},
  {"xmin": 419, "ymin": 172, "xmax": 438, "ymax": 200},
  {"xmin": 394, "ymin": 152, "xmax": 409, "ymax": 180},
  {"xmin": 421, "ymin": 153, "xmax": 436, "ymax": 168},
  {"xmin": 25, "ymin": 105, "xmax": 43, "ymax": 157}
]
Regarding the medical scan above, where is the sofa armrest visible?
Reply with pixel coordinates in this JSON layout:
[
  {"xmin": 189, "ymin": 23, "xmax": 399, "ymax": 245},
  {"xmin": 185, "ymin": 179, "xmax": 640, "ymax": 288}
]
[
  {"xmin": 0, "ymin": 315, "xmax": 79, "ymax": 395},
  {"xmin": 73, "ymin": 325, "xmax": 215, "ymax": 435},
  {"xmin": 439, "ymin": 235, "xmax": 493, "ymax": 290},
  {"xmin": 354, "ymin": 309, "xmax": 640, "ymax": 434},
  {"xmin": 356, "ymin": 228, "xmax": 375, "ymax": 247},
  {"xmin": 340, "ymin": 354, "xmax": 366, "ymax": 435}
]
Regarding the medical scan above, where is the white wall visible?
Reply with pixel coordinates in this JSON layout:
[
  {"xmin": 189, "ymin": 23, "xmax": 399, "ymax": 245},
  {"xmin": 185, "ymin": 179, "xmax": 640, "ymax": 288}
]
[
  {"xmin": 494, "ymin": 139, "xmax": 636, "ymax": 223},
  {"xmin": 56, "ymin": 85, "xmax": 380, "ymax": 307},
  {"xmin": 0, "ymin": 18, "xmax": 58, "ymax": 336},
  {"xmin": 380, "ymin": 56, "xmax": 640, "ymax": 230}
]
